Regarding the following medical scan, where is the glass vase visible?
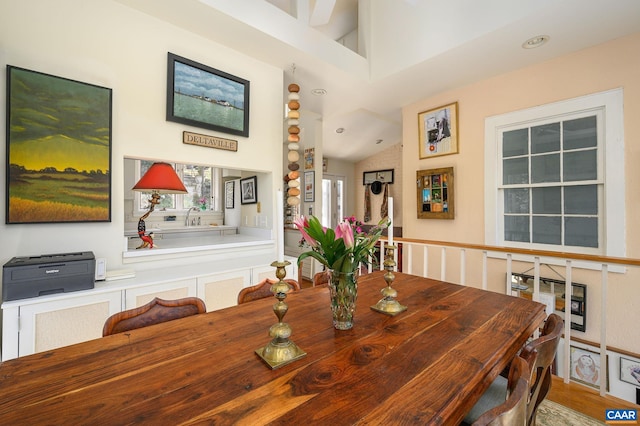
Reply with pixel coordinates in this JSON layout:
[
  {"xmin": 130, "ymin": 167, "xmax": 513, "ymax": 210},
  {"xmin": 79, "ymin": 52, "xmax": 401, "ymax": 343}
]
[{"xmin": 327, "ymin": 269, "xmax": 358, "ymax": 330}]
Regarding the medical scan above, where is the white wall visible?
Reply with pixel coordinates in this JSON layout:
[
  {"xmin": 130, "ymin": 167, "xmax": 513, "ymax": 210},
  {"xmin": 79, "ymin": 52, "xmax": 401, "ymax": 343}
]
[{"xmin": 0, "ymin": 0, "xmax": 284, "ymax": 273}]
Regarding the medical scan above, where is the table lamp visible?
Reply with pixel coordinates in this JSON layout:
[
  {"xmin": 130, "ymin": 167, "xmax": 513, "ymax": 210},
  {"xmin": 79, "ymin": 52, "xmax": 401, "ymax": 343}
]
[{"xmin": 132, "ymin": 162, "xmax": 187, "ymax": 249}]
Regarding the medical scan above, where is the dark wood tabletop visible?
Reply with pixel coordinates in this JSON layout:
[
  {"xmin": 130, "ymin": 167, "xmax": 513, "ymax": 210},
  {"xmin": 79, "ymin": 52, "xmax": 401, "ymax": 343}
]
[{"xmin": 0, "ymin": 271, "xmax": 546, "ymax": 425}]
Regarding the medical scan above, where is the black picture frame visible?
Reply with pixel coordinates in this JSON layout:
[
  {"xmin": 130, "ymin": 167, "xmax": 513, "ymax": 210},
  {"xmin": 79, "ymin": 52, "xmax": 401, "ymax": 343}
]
[
  {"xmin": 304, "ymin": 171, "xmax": 315, "ymax": 202},
  {"xmin": 363, "ymin": 169, "xmax": 394, "ymax": 185},
  {"xmin": 225, "ymin": 180, "xmax": 235, "ymax": 209},
  {"xmin": 510, "ymin": 272, "xmax": 587, "ymax": 332},
  {"xmin": 6, "ymin": 65, "xmax": 112, "ymax": 224},
  {"xmin": 240, "ymin": 176, "xmax": 257, "ymax": 205},
  {"xmin": 167, "ymin": 52, "xmax": 250, "ymax": 137}
]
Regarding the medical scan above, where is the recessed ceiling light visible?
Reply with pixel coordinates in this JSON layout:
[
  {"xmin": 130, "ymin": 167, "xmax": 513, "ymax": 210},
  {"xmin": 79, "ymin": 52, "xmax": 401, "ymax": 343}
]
[
  {"xmin": 311, "ymin": 88, "xmax": 327, "ymax": 96},
  {"xmin": 336, "ymin": 127, "xmax": 344, "ymax": 134},
  {"xmin": 376, "ymin": 139, "xmax": 383, "ymax": 144},
  {"xmin": 522, "ymin": 35, "xmax": 549, "ymax": 49}
]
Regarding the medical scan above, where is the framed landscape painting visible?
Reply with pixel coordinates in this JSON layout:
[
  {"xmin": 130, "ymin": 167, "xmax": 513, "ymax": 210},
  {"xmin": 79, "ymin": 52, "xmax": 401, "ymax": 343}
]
[
  {"xmin": 6, "ymin": 66, "xmax": 112, "ymax": 224},
  {"xmin": 167, "ymin": 52, "xmax": 250, "ymax": 137}
]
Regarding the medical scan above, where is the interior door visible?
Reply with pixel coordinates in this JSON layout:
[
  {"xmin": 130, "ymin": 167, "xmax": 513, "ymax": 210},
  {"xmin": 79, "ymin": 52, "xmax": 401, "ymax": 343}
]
[{"xmin": 321, "ymin": 174, "xmax": 344, "ymax": 228}]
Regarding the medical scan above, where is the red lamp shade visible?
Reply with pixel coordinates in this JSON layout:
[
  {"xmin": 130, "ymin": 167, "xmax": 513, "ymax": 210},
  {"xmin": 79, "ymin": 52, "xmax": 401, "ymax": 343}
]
[{"xmin": 132, "ymin": 162, "xmax": 188, "ymax": 194}]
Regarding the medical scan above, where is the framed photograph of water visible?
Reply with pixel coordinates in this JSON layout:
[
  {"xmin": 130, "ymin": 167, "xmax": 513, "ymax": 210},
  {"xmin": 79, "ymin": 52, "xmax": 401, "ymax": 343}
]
[{"xmin": 167, "ymin": 53, "xmax": 250, "ymax": 137}]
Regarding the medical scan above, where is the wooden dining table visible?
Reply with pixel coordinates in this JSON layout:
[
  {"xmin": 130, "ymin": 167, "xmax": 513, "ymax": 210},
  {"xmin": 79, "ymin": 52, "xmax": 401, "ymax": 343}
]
[{"xmin": 0, "ymin": 271, "xmax": 546, "ymax": 425}]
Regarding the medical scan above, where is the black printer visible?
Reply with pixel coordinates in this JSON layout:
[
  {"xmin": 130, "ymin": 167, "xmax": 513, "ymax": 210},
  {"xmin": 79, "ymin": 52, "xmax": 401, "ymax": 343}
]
[{"xmin": 2, "ymin": 252, "xmax": 96, "ymax": 302}]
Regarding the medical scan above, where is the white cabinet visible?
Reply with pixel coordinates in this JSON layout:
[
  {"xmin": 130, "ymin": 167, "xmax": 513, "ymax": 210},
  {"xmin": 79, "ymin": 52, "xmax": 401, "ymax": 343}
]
[
  {"xmin": 1, "ymin": 256, "xmax": 300, "ymax": 361},
  {"xmin": 2, "ymin": 290, "xmax": 122, "ymax": 360},
  {"xmin": 197, "ymin": 269, "xmax": 251, "ymax": 312},
  {"xmin": 124, "ymin": 278, "xmax": 197, "ymax": 309}
]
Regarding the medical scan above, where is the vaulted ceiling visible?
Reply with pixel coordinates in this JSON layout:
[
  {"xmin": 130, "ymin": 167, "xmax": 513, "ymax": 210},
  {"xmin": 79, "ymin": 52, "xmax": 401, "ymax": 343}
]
[{"xmin": 116, "ymin": 0, "xmax": 640, "ymax": 161}]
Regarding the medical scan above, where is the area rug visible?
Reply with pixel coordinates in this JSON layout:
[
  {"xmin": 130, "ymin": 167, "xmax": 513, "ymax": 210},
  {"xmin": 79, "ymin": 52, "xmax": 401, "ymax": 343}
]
[{"xmin": 536, "ymin": 399, "xmax": 604, "ymax": 425}]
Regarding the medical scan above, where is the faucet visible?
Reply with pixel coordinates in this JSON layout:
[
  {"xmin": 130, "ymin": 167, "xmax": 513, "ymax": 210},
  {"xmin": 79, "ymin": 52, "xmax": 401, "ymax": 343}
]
[{"xmin": 185, "ymin": 207, "xmax": 198, "ymax": 226}]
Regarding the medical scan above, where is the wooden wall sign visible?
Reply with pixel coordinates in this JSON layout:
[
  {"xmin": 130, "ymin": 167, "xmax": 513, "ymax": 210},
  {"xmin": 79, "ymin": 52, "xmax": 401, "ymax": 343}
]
[{"xmin": 183, "ymin": 131, "xmax": 237, "ymax": 152}]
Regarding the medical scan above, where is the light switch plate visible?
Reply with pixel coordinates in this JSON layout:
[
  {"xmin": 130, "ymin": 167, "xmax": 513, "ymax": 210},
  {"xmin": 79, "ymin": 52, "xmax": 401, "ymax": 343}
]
[{"xmin": 95, "ymin": 258, "xmax": 107, "ymax": 281}]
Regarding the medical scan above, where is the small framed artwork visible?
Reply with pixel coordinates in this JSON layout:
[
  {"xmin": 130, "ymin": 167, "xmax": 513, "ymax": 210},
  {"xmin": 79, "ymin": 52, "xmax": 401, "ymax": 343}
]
[
  {"xmin": 167, "ymin": 52, "xmax": 250, "ymax": 137},
  {"xmin": 304, "ymin": 171, "xmax": 315, "ymax": 202},
  {"xmin": 570, "ymin": 346, "xmax": 607, "ymax": 390},
  {"xmin": 225, "ymin": 180, "xmax": 235, "ymax": 209},
  {"xmin": 6, "ymin": 65, "xmax": 112, "ymax": 224},
  {"xmin": 304, "ymin": 148, "xmax": 315, "ymax": 170},
  {"xmin": 240, "ymin": 176, "xmax": 257, "ymax": 205},
  {"xmin": 416, "ymin": 167, "xmax": 454, "ymax": 219},
  {"xmin": 418, "ymin": 102, "xmax": 458, "ymax": 159},
  {"xmin": 363, "ymin": 169, "xmax": 394, "ymax": 185},
  {"xmin": 620, "ymin": 357, "xmax": 640, "ymax": 386}
]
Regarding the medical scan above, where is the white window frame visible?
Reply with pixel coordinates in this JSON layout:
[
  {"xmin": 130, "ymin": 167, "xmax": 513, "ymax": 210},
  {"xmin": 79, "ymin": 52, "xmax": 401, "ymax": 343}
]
[
  {"xmin": 134, "ymin": 161, "xmax": 223, "ymax": 214},
  {"xmin": 484, "ymin": 89, "xmax": 625, "ymax": 264}
]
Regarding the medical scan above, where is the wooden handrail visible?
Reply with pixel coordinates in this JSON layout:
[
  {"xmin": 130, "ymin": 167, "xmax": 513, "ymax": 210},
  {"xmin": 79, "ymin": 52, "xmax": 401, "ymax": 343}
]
[
  {"xmin": 379, "ymin": 234, "xmax": 640, "ymax": 400},
  {"xmin": 383, "ymin": 236, "xmax": 640, "ymax": 267}
]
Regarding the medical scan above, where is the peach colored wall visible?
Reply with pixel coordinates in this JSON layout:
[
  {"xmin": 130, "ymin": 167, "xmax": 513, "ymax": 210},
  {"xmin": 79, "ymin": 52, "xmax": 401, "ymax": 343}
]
[
  {"xmin": 355, "ymin": 143, "xmax": 403, "ymax": 227},
  {"xmin": 401, "ymin": 32, "xmax": 640, "ymax": 354}
]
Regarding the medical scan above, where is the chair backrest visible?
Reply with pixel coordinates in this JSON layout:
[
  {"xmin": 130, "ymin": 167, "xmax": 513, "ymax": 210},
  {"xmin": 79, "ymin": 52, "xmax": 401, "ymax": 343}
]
[
  {"xmin": 102, "ymin": 297, "xmax": 206, "ymax": 336},
  {"xmin": 472, "ymin": 355, "xmax": 530, "ymax": 426},
  {"xmin": 237, "ymin": 278, "xmax": 301, "ymax": 304},
  {"xmin": 313, "ymin": 271, "xmax": 329, "ymax": 286},
  {"xmin": 520, "ymin": 313, "xmax": 564, "ymax": 425}
]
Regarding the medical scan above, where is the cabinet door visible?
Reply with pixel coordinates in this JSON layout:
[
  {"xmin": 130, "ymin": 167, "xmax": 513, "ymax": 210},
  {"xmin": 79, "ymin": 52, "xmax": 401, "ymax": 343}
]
[
  {"xmin": 17, "ymin": 291, "xmax": 122, "ymax": 358},
  {"xmin": 197, "ymin": 269, "xmax": 251, "ymax": 312},
  {"xmin": 124, "ymin": 279, "xmax": 197, "ymax": 309}
]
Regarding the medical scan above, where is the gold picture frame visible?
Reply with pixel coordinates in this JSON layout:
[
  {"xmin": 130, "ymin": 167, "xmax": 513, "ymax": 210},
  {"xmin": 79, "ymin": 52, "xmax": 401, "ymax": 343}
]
[
  {"xmin": 416, "ymin": 167, "xmax": 454, "ymax": 219},
  {"xmin": 418, "ymin": 102, "xmax": 458, "ymax": 159}
]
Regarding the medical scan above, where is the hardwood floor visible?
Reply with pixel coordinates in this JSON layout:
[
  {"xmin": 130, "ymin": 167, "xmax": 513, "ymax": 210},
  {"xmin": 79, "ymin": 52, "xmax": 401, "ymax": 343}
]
[
  {"xmin": 300, "ymin": 276, "xmax": 640, "ymax": 421},
  {"xmin": 548, "ymin": 374, "xmax": 639, "ymax": 420}
]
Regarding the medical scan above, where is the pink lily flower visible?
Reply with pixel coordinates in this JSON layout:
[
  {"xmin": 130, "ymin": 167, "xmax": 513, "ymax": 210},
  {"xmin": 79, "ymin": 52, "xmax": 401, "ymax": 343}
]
[
  {"xmin": 294, "ymin": 216, "xmax": 317, "ymax": 248},
  {"xmin": 335, "ymin": 221, "xmax": 354, "ymax": 248}
]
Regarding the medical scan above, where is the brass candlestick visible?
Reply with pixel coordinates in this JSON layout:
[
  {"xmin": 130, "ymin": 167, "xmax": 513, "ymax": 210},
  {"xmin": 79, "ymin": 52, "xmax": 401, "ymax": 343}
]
[
  {"xmin": 371, "ymin": 245, "xmax": 407, "ymax": 316},
  {"xmin": 256, "ymin": 260, "xmax": 306, "ymax": 369}
]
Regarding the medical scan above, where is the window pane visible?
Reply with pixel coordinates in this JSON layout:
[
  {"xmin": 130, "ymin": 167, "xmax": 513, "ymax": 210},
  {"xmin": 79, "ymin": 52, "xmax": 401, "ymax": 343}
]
[
  {"xmin": 532, "ymin": 216, "xmax": 561, "ymax": 245},
  {"xmin": 503, "ymin": 129, "xmax": 528, "ymax": 157},
  {"xmin": 564, "ymin": 116, "xmax": 596, "ymax": 150},
  {"xmin": 183, "ymin": 165, "xmax": 212, "ymax": 210},
  {"xmin": 505, "ymin": 216, "xmax": 529, "ymax": 242},
  {"xmin": 565, "ymin": 185, "xmax": 597, "ymax": 214},
  {"xmin": 532, "ymin": 123, "xmax": 560, "ymax": 154},
  {"xmin": 139, "ymin": 160, "xmax": 175, "ymax": 210},
  {"xmin": 504, "ymin": 189, "xmax": 529, "ymax": 213},
  {"xmin": 565, "ymin": 217, "xmax": 598, "ymax": 247},
  {"xmin": 532, "ymin": 187, "xmax": 561, "ymax": 214},
  {"xmin": 564, "ymin": 150, "xmax": 597, "ymax": 182},
  {"xmin": 531, "ymin": 153, "xmax": 560, "ymax": 183},
  {"xmin": 503, "ymin": 157, "xmax": 529, "ymax": 184}
]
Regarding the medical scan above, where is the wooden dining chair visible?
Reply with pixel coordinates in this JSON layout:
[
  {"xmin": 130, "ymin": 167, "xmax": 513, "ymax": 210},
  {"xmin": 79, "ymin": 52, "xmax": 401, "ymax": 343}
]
[
  {"xmin": 470, "ymin": 355, "xmax": 530, "ymax": 426},
  {"xmin": 312, "ymin": 271, "xmax": 329, "ymax": 286},
  {"xmin": 102, "ymin": 296, "xmax": 206, "ymax": 336},
  {"xmin": 237, "ymin": 278, "xmax": 301, "ymax": 304},
  {"xmin": 520, "ymin": 313, "xmax": 564, "ymax": 425},
  {"xmin": 463, "ymin": 313, "xmax": 563, "ymax": 425}
]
